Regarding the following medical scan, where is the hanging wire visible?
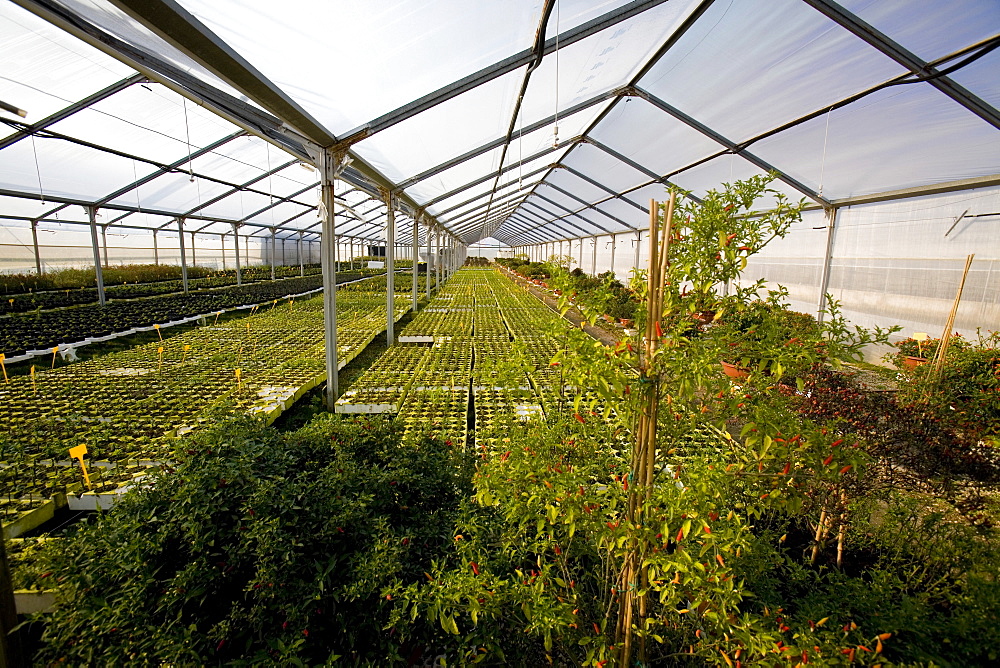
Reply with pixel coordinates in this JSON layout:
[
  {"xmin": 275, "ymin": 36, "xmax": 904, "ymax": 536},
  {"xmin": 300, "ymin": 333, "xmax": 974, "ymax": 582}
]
[
  {"xmin": 29, "ymin": 133, "xmax": 44, "ymax": 205},
  {"xmin": 818, "ymin": 108, "xmax": 832, "ymax": 197},
  {"xmin": 132, "ymin": 159, "xmax": 142, "ymax": 215},
  {"xmin": 182, "ymin": 98, "xmax": 194, "ymax": 182}
]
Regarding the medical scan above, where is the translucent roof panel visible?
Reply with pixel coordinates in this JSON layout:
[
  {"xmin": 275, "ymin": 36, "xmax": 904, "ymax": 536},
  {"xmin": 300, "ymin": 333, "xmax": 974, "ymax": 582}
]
[
  {"xmin": 351, "ymin": 68, "xmax": 523, "ymax": 184},
  {"xmin": 0, "ymin": 3, "xmax": 134, "ymax": 124},
  {"xmin": 750, "ymin": 83, "xmax": 1000, "ymax": 201},
  {"xmin": 180, "ymin": 0, "xmax": 640, "ymax": 134},
  {"xmin": 638, "ymin": 0, "xmax": 906, "ymax": 144},
  {"xmin": 587, "ymin": 97, "xmax": 725, "ymax": 178},
  {"xmin": 544, "ymin": 166, "xmax": 618, "ymax": 203},
  {"xmin": 838, "ymin": 0, "xmax": 1000, "ymax": 63},
  {"xmin": 107, "ymin": 171, "xmax": 241, "ymax": 217},
  {"xmin": 52, "ymin": 0, "xmax": 250, "ymax": 101},
  {"xmin": 427, "ymin": 150, "xmax": 565, "ymax": 217},
  {"xmin": 47, "ymin": 83, "xmax": 238, "ymax": 166},
  {"xmin": 0, "ymin": 136, "xmax": 145, "ymax": 201},
  {"xmin": 403, "ymin": 101, "xmax": 607, "ymax": 205},
  {"xmin": 517, "ymin": 0, "xmax": 701, "ymax": 127},
  {"xmin": 560, "ymin": 143, "xmax": 650, "ymax": 194},
  {"xmin": 947, "ymin": 49, "xmax": 1000, "ymax": 114},
  {"xmin": 668, "ymin": 154, "xmax": 806, "ymax": 209}
]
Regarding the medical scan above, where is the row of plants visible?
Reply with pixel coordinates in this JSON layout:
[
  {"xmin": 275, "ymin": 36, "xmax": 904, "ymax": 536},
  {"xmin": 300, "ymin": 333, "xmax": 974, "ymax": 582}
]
[
  {"xmin": 1, "ymin": 264, "xmax": 330, "ymax": 315},
  {"xmin": 0, "ymin": 262, "xmax": 328, "ymax": 296},
  {"xmin": 0, "ymin": 281, "xmax": 413, "ymax": 504},
  {"xmin": 0, "ymin": 271, "xmax": 380, "ymax": 357}
]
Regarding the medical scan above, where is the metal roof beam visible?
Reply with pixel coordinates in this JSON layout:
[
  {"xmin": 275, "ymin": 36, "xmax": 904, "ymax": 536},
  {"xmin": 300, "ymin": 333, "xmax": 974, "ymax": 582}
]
[
  {"xmin": 423, "ymin": 141, "xmax": 573, "ymax": 209},
  {"xmin": 183, "ymin": 158, "xmax": 299, "ymax": 216},
  {"xmin": 432, "ymin": 165, "xmax": 552, "ymax": 218},
  {"xmin": 497, "ymin": 0, "xmax": 718, "ymax": 237},
  {"xmin": 95, "ymin": 130, "xmax": 246, "ymax": 206},
  {"xmin": 0, "ymin": 73, "xmax": 145, "ymax": 151},
  {"xmin": 632, "ymin": 87, "xmax": 831, "ymax": 206},
  {"xmin": 558, "ymin": 165, "xmax": 649, "ymax": 214},
  {"xmin": 531, "ymin": 192, "xmax": 618, "ymax": 235},
  {"xmin": 338, "ymin": 0, "xmax": 672, "ymax": 145},
  {"xmin": 542, "ymin": 181, "xmax": 638, "ymax": 231},
  {"xmin": 801, "ymin": 0, "xmax": 1000, "ymax": 130},
  {"xmin": 397, "ymin": 89, "xmax": 619, "ymax": 189}
]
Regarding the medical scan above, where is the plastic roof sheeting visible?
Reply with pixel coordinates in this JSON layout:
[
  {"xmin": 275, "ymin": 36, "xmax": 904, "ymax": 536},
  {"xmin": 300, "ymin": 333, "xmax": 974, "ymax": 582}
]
[{"xmin": 0, "ymin": 0, "xmax": 997, "ymax": 251}]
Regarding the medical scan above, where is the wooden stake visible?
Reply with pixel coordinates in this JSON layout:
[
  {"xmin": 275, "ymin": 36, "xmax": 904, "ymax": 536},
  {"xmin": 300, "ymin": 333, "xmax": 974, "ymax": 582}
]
[{"xmin": 929, "ymin": 254, "xmax": 974, "ymax": 384}]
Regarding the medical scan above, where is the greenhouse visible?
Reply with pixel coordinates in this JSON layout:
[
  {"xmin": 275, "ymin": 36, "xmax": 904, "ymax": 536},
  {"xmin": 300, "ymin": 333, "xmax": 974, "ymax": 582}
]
[{"xmin": 0, "ymin": 0, "xmax": 998, "ymax": 664}]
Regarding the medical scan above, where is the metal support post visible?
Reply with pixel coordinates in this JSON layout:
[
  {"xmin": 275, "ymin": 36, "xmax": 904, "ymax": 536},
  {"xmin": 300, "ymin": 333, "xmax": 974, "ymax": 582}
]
[
  {"xmin": 88, "ymin": 207, "xmax": 106, "ymax": 306},
  {"xmin": 578, "ymin": 237, "xmax": 584, "ymax": 269},
  {"xmin": 298, "ymin": 231, "xmax": 304, "ymax": 276},
  {"xmin": 233, "ymin": 224, "xmax": 242, "ymax": 285},
  {"xmin": 384, "ymin": 189, "xmax": 396, "ymax": 346},
  {"xmin": 436, "ymin": 229, "xmax": 442, "ymax": 287},
  {"xmin": 178, "ymin": 218, "xmax": 189, "ymax": 294},
  {"xmin": 412, "ymin": 216, "xmax": 419, "ymax": 311},
  {"xmin": 221, "ymin": 233, "xmax": 227, "ymax": 270},
  {"xmin": 152, "ymin": 230, "xmax": 159, "ymax": 265},
  {"xmin": 634, "ymin": 231, "xmax": 641, "ymax": 274},
  {"xmin": 592, "ymin": 236, "xmax": 597, "ymax": 275},
  {"xmin": 320, "ymin": 150, "xmax": 340, "ymax": 408},
  {"xmin": 426, "ymin": 226, "xmax": 433, "ymax": 299},
  {"xmin": 816, "ymin": 206, "xmax": 838, "ymax": 324},
  {"xmin": 609, "ymin": 234, "xmax": 616, "ymax": 278},
  {"xmin": 101, "ymin": 224, "xmax": 109, "ymax": 267},
  {"xmin": 31, "ymin": 220, "xmax": 42, "ymax": 275},
  {"xmin": 190, "ymin": 231, "xmax": 197, "ymax": 267},
  {"xmin": 270, "ymin": 227, "xmax": 276, "ymax": 280}
]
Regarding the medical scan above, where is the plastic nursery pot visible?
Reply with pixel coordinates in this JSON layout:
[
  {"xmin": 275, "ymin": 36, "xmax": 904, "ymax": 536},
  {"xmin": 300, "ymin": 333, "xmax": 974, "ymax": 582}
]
[
  {"xmin": 902, "ymin": 355, "xmax": 928, "ymax": 370},
  {"xmin": 721, "ymin": 360, "xmax": 750, "ymax": 380}
]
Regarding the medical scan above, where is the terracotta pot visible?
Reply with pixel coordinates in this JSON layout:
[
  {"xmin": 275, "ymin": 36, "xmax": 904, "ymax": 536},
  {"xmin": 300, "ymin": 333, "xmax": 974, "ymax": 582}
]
[
  {"xmin": 721, "ymin": 361, "xmax": 750, "ymax": 379},
  {"xmin": 691, "ymin": 310, "xmax": 716, "ymax": 325},
  {"xmin": 603, "ymin": 314, "xmax": 615, "ymax": 323},
  {"xmin": 902, "ymin": 355, "xmax": 928, "ymax": 370},
  {"xmin": 619, "ymin": 318, "xmax": 633, "ymax": 327}
]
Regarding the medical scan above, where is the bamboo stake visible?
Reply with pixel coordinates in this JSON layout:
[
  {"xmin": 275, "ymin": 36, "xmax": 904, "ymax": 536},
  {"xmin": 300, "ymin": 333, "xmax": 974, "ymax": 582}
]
[{"xmin": 929, "ymin": 254, "xmax": 974, "ymax": 384}]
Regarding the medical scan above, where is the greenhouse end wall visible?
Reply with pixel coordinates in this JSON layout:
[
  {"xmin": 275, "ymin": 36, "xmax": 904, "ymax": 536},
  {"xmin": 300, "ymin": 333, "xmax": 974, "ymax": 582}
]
[{"xmin": 518, "ymin": 185, "xmax": 999, "ymax": 356}]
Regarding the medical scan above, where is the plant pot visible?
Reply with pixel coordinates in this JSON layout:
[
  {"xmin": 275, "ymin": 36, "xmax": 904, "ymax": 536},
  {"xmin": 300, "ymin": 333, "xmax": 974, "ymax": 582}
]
[
  {"xmin": 902, "ymin": 355, "xmax": 928, "ymax": 370},
  {"xmin": 721, "ymin": 361, "xmax": 749, "ymax": 380},
  {"xmin": 691, "ymin": 310, "xmax": 716, "ymax": 325},
  {"xmin": 619, "ymin": 318, "xmax": 633, "ymax": 327}
]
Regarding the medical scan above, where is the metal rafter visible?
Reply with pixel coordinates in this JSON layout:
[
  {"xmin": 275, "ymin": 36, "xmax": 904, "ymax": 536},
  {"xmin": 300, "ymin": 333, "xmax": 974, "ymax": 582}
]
[
  {"xmin": 496, "ymin": 0, "xmax": 718, "ymax": 243},
  {"xmin": 183, "ymin": 158, "xmax": 299, "ymax": 217},
  {"xmin": 396, "ymin": 90, "xmax": 619, "ymax": 190},
  {"xmin": 337, "ymin": 0, "xmax": 673, "ymax": 145},
  {"xmin": 0, "ymin": 73, "xmax": 146, "ymax": 151},
  {"xmin": 422, "ymin": 140, "xmax": 574, "ymax": 209},
  {"xmin": 801, "ymin": 0, "xmax": 1000, "ymax": 130},
  {"xmin": 632, "ymin": 87, "xmax": 831, "ymax": 206},
  {"xmin": 432, "ymin": 164, "xmax": 553, "ymax": 218},
  {"xmin": 542, "ymin": 181, "xmax": 638, "ymax": 231},
  {"xmin": 95, "ymin": 130, "xmax": 246, "ymax": 206}
]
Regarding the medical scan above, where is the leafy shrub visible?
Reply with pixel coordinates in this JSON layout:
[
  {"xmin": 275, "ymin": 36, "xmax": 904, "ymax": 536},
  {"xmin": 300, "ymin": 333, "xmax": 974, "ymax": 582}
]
[{"xmin": 29, "ymin": 413, "xmax": 472, "ymax": 665}]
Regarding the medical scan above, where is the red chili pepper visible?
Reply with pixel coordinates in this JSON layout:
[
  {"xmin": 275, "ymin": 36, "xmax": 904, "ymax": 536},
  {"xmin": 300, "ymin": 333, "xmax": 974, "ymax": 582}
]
[
  {"xmin": 830, "ymin": 439, "xmax": 844, "ymax": 448},
  {"xmin": 839, "ymin": 465, "xmax": 852, "ymax": 475},
  {"xmin": 655, "ymin": 321, "xmax": 664, "ymax": 338},
  {"xmin": 781, "ymin": 462, "xmax": 791, "ymax": 475},
  {"xmin": 471, "ymin": 562, "xmax": 480, "ymax": 576},
  {"xmin": 823, "ymin": 454, "xmax": 834, "ymax": 466},
  {"xmin": 574, "ymin": 413, "xmax": 585, "ymax": 424}
]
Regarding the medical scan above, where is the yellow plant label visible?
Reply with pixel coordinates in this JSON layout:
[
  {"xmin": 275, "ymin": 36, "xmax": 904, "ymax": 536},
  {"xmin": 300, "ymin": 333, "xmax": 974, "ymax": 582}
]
[
  {"xmin": 155, "ymin": 324, "xmax": 162, "ymax": 340},
  {"xmin": 68, "ymin": 444, "xmax": 92, "ymax": 490},
  {"xmin": 0, "ymin": 353, "xmax": 7, "ymax": 384}
]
